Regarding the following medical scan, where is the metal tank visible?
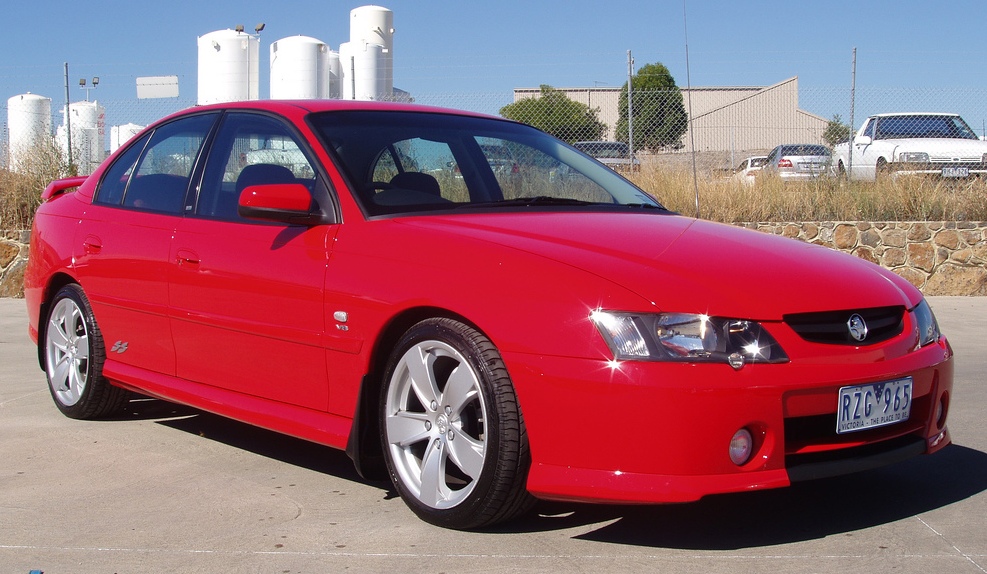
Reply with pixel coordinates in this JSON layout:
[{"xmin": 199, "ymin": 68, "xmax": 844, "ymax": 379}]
[
  {"xmin": 6, "ymin": 93, "xmax": 52, "ymax": 173},
  {"xmin": 57, "ymin": 100, "xmax": 106, "ymax": 175},
  {"xmin": 110, "ymin": 123, "xmax": 144, "ymax": 153},
  {"xmin": 348, "ymin": 5, "xmax": 394, "ymax": 99},
  {"xmin": 197, "ymin": 29, "xmax": 260, "ymax": 105},
  {"xmin": 270, "ymin": 36, "xmax": 331, "ymax": 99}
]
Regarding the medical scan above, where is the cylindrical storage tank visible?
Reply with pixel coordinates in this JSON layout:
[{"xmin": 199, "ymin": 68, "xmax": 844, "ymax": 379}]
[
  {"xmin": 339, "ymin": 41, "xmax": 354, "ymax": 100},
  {"xmin": 270, "ymin": 36, "xmax": 331, "ymax": 99},
  {"xmin": 350, "ymin": 5, "xmax": 393, "ymax": 53},
  {"xmin": 349, "ymin": 5, "xmax": 393, "ymax": 98},
  {"xmin": 328, "ymin": 50, "xmax": 341, "ymax": 100},
  {"xmin": 197, "ymin": 29, "xmax": 260, "ymax": 105},
  {"xmin": 7, "ymin": 93, "xmax": 52, "ymax": 173},
  {"xmin": 59, "ymin": 100, "xmax": 106, "ymax": 175},
  {"xmin": 352, "ymin": 42, "xmax": 386, "ymax": 101},
  {"xmin": 110, "ymin": 123, "xmax": 144, "ymax": 153}
]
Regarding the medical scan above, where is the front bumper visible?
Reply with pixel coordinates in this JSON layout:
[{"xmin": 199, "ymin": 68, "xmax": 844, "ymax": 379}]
[{"xmin": 506, "ymin": 335, "xmax": 953, "ymax": 504}]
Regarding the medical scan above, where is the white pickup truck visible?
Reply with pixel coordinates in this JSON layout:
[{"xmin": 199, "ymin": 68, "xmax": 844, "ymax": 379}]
[{"xmin": 832, "ymin": 113, "xmax": 987, "ymax": 181}]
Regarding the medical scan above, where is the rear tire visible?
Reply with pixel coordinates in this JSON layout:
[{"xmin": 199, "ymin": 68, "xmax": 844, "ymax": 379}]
[
  {"xmin": 44, "ymin": 284, "xmax": 127, "ymax": 419},
  {"xmin": 379, "ymin": 317, "xmax": 534, "ymax": 529}
]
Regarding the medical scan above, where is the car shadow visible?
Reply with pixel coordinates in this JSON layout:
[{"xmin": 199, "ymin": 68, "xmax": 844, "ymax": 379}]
[
  {"xmin": 104, "ymin": 397, "xmax": 985, "ymax": 547},
  {"xmin": 110, "ymin": 396, "xmax": 375, "ymax": 487},
  {"xmin": 503, "ymin": 444, "xmax": 987, "ymax": 549}
]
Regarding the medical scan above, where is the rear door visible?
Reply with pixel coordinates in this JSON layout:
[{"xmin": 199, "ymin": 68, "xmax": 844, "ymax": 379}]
[
  {"xmin": 75, "ymin": 113, "xmax": 218, "ymax": 375},
  {"xmin": 170, "ymin": 111, "xmax": 335, "ymax": 409}
]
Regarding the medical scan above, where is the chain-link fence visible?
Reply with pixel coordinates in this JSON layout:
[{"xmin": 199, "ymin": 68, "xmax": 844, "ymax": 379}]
[
  {"xmin": 6, "ymin": 82, "xmax": 987, "ymax": 174},
  {"xmin": 5, "ymin": 82, "xmax": 987, "ymax": 227}
]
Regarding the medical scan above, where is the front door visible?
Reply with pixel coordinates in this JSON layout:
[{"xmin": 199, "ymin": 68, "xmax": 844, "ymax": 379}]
[{"xmin": 169, "ymin": 112, "xmax": 335, "ymax": 410}]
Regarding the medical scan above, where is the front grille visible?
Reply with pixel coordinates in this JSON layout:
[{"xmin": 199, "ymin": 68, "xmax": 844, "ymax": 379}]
[
  {"xmin": 784, "ymin": 391, "xmax": 929, "ymax": 454},
  {"xmin": 784, "ymin": 306, "xmax": 904, "ymax": 345},
  {"xmin": 929, "ymin": 157, "xmax": 986, "ymax": 164}
]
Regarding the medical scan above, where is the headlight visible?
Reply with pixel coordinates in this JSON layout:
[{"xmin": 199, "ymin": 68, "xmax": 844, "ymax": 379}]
[
  {"xmin": 592, "ymin": 311, "xmax": 788, "ymax": 369},
  {"xmin": 912, "ymin": 299, "xmax": 941, "ymax": 348},
  {"xmin": 898, "ymin": 152, "xmax": 930, "ymax": 163}
]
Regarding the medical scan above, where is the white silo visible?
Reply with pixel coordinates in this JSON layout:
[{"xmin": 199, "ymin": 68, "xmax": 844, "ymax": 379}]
[
  {"xmin": 339, "ymin": 40, "xmax": 389, "ymax": 101},
  {"xmin": 328, "ymin": 49, "xmax": 342, "ymax": 99},
  {"xmin": 57, "ymin": 100, "xmax": 106, "ymax": 175},
  {"xmin": 349, "ymin": 5, "xmax": 394, "ymax": 98},
  {"xmin": 197, "ymin": 29, "xmax": 260, "ymax": 105},
  {"xmin": 7, "ymin": 93, "xmax": 52, "ymax": 173},
  {"xmin": 339, "ymin": 41, "xmax": 354, "ymax": 100},
  {"xmin": 353, "ymin": 42, "xmax": 387, "ymax": 101},
  {"xmin": 270, "ymin": 36, "xmax": 331, "ymax": 99},
  {"xmin": 110, "ymin": 123, "xmax": 144, "ymax": 153}
]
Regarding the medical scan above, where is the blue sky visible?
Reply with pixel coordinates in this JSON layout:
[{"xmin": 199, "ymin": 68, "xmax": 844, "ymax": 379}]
[{"xmin": 3, "ymin": 0, "xmax": 986, "ymax": 129}]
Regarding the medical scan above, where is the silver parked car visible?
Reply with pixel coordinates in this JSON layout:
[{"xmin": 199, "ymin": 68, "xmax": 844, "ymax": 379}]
[
  {"xmin": 762, "ymin": 144, "xmax": 831, "ymax": 181},
  {"xmin": 573, "ymin": 141, "xmax": 640, "ymax": 172}
]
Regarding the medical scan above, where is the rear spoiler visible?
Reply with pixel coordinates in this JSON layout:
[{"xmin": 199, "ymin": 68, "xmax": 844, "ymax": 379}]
[{"xmin": 41, "ymin": 176, "xmax": 89, "ymax": 201}]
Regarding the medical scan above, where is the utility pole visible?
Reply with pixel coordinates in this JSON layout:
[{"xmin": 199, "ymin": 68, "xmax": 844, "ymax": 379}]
[
  {"xmin": 847, "ymin": 48, "xmax": 857, "ymax": 180},
  {"xmin": 63, "ymin": 62, "xmax": 74, "ymax": 175},
  {"xmin": 627, "ymin": 50, "xmax": 634, "ymax": 164}
]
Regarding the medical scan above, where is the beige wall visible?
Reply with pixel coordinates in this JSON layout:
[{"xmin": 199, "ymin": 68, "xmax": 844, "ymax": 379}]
[{"xmin": 514, "ymin": 77, "xmax": 829, "ymax": 152}]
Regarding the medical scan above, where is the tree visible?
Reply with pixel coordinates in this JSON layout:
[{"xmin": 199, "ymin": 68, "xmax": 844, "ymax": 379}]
[
  {"xmin": 823, "ymin": 114, "xmax": 852, "ymax": 147},
  {"xmin": 499, "ymin": 85, "xmax": 606, "ymax": 143},
  {"xmin": 616, "ymin": 62, "xmax": 688, "ymax": 152}
]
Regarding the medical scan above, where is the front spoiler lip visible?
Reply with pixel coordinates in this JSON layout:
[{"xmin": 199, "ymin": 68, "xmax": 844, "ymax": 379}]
[{"xmin": 527, "ymin": 428, "xmax": 950, "ymax": 505}]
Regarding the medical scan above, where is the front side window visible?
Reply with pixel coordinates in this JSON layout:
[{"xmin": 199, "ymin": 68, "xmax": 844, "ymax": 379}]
[
  {"xmin": 196, "ymin": 112, "xmax": 320, "ymax": 220},
  {"xmin": 96, "ymin": 113, "xmax": 218, "ymax": 214}
]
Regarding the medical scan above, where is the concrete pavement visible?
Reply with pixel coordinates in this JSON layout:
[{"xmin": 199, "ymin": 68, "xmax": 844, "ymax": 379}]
[{"xmin": 1, "ymin": 296, "xmax": 985, "ymax": 573}]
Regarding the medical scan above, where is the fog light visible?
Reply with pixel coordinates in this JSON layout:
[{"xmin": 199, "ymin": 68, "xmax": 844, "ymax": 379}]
[
  {"xmin": 936, "ymin": 394, "xmax": 949, "ymax": 430},
  {"xmin": 729, "ymin": 428, "xmax": 754, "ymax": 465}
]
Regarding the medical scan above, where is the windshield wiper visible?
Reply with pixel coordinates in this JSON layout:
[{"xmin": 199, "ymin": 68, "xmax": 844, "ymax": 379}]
[
  {"xmin": 458, "ymin": 196, "xmax": 604, "ymax": 208},
  {"xmin": 623, "ymin": 202, "xmax": 667, "ymax": 210}
]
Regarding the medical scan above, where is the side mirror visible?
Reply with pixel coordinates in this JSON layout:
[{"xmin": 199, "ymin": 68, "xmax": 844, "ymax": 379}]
[
  {"xmin": 854, "ymin": 136, "xmax": 872, "ymax": 146},
  {"xmin": 238, "ymin": 183, "xmax": 325, "ymax": 225}
]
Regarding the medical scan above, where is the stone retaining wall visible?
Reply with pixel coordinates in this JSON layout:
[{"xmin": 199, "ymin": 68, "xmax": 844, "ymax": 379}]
[
  {"xmin": 0, "ymin": 231, "xmax": 29, "ymax": 298},
  {"xmin": 738, "ymin": 221, "xmax": 987, "ymax": 296},
  {"xmin": 3, "ymin": 222, "xmax": 986, "ymax": 297}
]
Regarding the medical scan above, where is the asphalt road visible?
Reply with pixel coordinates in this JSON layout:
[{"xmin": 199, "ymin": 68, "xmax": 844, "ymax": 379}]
[{"xmin": 1, "ymin": 296, "xmax": 985, "ymax": 574}]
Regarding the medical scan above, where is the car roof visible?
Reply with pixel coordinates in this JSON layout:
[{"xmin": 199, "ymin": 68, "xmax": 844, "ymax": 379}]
[
  {"xmin": 155, "ymin": 99, "xmax": 504, "ymax": 125},
  {"xmin": 870, "ymin": 112, "xmax": 960, "ymax": 118}
]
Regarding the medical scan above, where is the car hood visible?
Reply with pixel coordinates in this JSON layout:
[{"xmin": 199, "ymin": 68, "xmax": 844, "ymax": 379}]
[{"xmin": 398, "ymin": 212, "xmax": 918, "ymax": 320}]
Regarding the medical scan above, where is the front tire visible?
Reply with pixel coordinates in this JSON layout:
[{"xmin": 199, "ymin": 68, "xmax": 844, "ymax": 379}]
[
  {"xmin": 380, "ymin": 318, "xmax": 533, "ymax": 529},
  {"xmin": 44, "ymin": 284, "xmax": 127, "ymax": 419}
]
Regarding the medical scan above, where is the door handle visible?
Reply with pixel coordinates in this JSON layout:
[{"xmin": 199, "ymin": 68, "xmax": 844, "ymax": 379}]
[
  {"xmin": 82, "ymin": 235, "xmax": 102, "ymax": 255},
  {"xmin": 175, "ymin": 249, "xmax": 200, "ymax": 268}
]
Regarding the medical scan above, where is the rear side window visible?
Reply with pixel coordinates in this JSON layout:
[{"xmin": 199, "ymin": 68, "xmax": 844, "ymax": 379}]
[{"xmin": 95, "ymin": 113, "xmax": 218, "ymax": 214}]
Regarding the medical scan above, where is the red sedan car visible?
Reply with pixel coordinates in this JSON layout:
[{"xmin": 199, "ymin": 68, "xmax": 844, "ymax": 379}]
[{"xmin": 25, "ymin": 101, "xmax": 953, "ymax": 529}]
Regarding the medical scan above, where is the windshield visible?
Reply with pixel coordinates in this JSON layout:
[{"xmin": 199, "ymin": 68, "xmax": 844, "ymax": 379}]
[
  {"xmin": 874, "ymin": 115, "xmax": 979, "ymax": 140},
  {"xmin": 309, "ymin": 111, "xmax": 662, "ymax": 216}
]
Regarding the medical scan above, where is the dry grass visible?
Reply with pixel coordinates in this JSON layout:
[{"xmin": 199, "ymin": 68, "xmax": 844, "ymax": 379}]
[
  {"xmin": 627, "ymin": 165, "xmax": 987, "ymax": 223},
  {"xmin": 1, "ymin": 141, "xmax": 68, "ymax": 230},
  {"xmin": 3, "ymin": 146, "xmax": 987, "ymax": 229}
]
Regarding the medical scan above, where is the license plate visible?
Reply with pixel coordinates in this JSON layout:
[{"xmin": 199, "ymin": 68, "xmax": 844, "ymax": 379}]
[
  {"xmin": 836, "ymin": 378, "xmax": 912, "ymax": 434},
  {"xmin": 942, "ymin": 166, "xmax": 969, "ymax": 178}
]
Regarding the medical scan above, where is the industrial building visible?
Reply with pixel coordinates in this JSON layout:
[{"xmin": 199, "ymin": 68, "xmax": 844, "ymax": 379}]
[{"xmin": 513, "ymin": 77, "xmax": 829, "ymax": 154}]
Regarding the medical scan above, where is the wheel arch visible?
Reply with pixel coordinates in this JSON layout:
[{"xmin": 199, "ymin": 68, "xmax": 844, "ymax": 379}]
[
  {"xmin": 35, "ymin": 271, "xmax": 81, "ymax": 370},
  {"xmin": 345, "ymin": 305, "xmax": 486, "ymax": 481}
]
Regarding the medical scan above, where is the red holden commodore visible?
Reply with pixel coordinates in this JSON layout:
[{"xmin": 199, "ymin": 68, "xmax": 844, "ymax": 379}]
[{"xmin": 25, "ymin": 101, "xmax": 953, "ymax": 529}]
